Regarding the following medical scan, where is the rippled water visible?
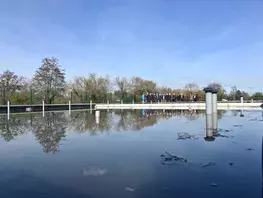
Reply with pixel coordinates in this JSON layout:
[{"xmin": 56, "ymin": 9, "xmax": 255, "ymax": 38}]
[{"xmin": 0, "ymin": 109, "xmax": 262, "ymax": 198}]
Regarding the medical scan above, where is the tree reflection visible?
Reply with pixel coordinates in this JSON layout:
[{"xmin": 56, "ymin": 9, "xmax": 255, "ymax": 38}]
[
  {"xmin": 69, "ymin": 111, "xmax": 113, "ymax": 135},
  {"xmin": 0, "ymin": 114, "xmax": 31, "ymax": 141},
  {"xmin": 114, "ymin": 110, "xmax": 158, "ymax": 131},
  {"xmin": 31, "ymin": 112, "xmax": 68, "ymax": 153},
  {"xmin": 68, "ymin": 109, "xmax": 226, "ymax": 134},
  {"xmin": 0, "ymin": 109, "xmax": 227, "ymax": 152}
]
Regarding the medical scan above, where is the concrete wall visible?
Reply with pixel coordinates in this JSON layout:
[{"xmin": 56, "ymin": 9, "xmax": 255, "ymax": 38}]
[{"xmin": 96, "ymin": 102, "xmax": 262, "ymax": 110}]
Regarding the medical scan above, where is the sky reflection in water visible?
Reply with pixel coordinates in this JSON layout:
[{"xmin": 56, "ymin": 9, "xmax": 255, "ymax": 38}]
[{"xmin": 0, "ymin": 109, "xmax": 262, "ymax": 198}]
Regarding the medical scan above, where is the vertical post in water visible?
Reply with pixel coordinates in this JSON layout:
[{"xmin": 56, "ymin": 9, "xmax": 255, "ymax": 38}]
[
  {"xmin": 69, "ymin": 101, "xmax": 71, "ymax": 115},
  {"xmin": 203, "ymin": 87, "xmax": 214, "ymax": 141},
  {"xmin": 42, "ymin": 100, "xmax": 45, "ymax": 117},
  {"xmin": 95, "ymin": 110, "xmax": 100, "ymax": 124},
  {"xmin": 90, "ymin": 100, "xmax": 92, "ymax": 113},
  {"xmin": 240, "ymin": 95, "xmax": 244, "ymax": 117},
  {"xmin": 212, "ymin": 88, "xmax": 218, "ymax": 134},
  {"xmin": 7, "ymin": 100, "xmax": 10, "ymax": 120}
]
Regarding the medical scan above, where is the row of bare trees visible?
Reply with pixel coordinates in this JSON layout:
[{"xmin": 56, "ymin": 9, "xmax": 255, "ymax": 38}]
[{"xmin": 1, "ymin": 57, "xmax": 262, "ymax": 104}]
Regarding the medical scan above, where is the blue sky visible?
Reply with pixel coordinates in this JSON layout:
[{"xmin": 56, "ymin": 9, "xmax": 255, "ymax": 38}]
[{"xmin": 0, "ymin": 0, "xmax": 262, "ymax": 92}]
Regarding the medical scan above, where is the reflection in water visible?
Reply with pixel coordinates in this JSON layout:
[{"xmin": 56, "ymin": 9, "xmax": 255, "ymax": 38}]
[
  {"xmin": 205, "ymin": 112, "xmax": 221, "ymax": 141},
  {"xmin": 0, "ymin": 115, "xmax": 31, "ymax": 141},
  {"xmin": 0, "ymin": 110, "xmax": 226, "ymax": 153},
  {"xmin": 32, "ymin": 112, "xmax": 68, "ymax": 153},
  {"xmin": 205, "ymin": 114, "xmax": 215, "ymax": 141}
]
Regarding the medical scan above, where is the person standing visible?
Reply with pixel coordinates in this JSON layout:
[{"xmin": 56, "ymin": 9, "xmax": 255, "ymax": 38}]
[{"xmin": 141, "ymin": 93, "xmax": 145, "ymax": 104}]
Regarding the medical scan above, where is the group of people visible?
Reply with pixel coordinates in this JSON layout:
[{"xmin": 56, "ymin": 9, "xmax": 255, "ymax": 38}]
[{"xmin": 141, "ymin": 93, "xmax": 199, "ymax": 103}]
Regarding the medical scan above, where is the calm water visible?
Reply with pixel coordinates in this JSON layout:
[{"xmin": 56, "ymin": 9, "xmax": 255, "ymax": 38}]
[{"xmin": 0, "ymin": 109, "xmax": 263, "ymax": 198}]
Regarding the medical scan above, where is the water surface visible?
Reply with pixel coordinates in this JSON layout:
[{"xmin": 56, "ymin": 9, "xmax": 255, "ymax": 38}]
[{"xmin": 0, "ymin": 109, "xmax": 262, "ymax": 198}]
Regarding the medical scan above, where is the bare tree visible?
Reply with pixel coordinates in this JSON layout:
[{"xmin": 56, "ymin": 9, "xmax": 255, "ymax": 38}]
[
  {"xmin": 230, "ymin": 86, "xmax": 238, "ymax": 101},
  {"xmin": 115, "ymin": 76, "xmax": 132, "ymax": 98},
  {"xmin": 0, "ymin": 70, "xmax": 25, "ymax": 103},
  {"xmin": 184, "ymin": 83, "xmax": 199, "ymax": 91},
  {"xmin": 71, "ymin": 74, "xmax": 113, "ymax": 102},
  {"xmin": 207, "ymin": 82, "xmax": 226, "ymax": 101},
  {"xmin": 33, "ymin": 57, "xmax": 66, "ymax": 104},
  {"xmin": 131, "ymin": 76, "xmax": 157, "ymax": 94}
]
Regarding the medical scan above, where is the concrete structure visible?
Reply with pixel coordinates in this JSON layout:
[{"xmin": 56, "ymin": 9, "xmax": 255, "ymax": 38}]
[
  {"xmin": 1, "ymin": 102, "xmax": 261, "ymax": 115},
  {"xmin": 212, "ymin": 88, "xmax": 218, "ymax": 132},
  {"xmin": 95, "ymin": 102, "xmax": 262, "ymax": 110},
  {"xmin": 204, "ymin": 87, "xmax": 213, "ymax": 139}
]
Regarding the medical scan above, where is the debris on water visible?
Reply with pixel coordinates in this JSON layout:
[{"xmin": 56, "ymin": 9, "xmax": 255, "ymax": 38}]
[
  {"xmin": 160, "ymin": 151, "xmax": 188, "ymax": 164},
  {"xmin": 249, "ymin": 118, "xmax": 257, "ymax": 121},
  {"xmin": 229, "ymin": 162, "xmax": 234, "ymax": 166},
  {"xmin": 177, "ymin": 132, "xmax": 199, "ymax": 140},
  {"xmin": 165, "ymin": 151, "xmax": 188, "ymax": 162},
  {"xmin": 82, "ymin": 167, "xmax": 107, "ymax": 176},
  {"xmin": 218, "ymin": 128, "xmax": 231, "ymax": 133},
  {"xmin": 246, "ymin": 148, "xmax": 254, "ymax": 151},
  {"xmin": 232, "ymin": 141, "xmax": 238, "ymax": 144},
  {"xmin": 233, "ymin": 124, "xmax": 243, "ymax": 127},
  {"xmin": 210, "ymin": 183, "xmax": 218, "ymax": 187},
  {"xmin": 125, "ymin": 187, "xmax": 135, "ymax": 192},
  {"xmin": 213, "ymin": 133, "xmax": 232, "ymax": 138},
  {"xmin": 202, "ymin": 162, "xmax": 216, "ymax": 167}
]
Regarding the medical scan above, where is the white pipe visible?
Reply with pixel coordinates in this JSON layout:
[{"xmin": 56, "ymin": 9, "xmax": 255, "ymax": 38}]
[
  {"xmin": 90, "ymin": 100, "xmax": 93, "ymax": 111},
  {"xmin": 212, "ymin": 113, "xmax": 218, "ymax": 133},
  {"xmin": 212, "ymin": 93, "xmax": 217, "ymax": 114},
  {"xmin": 95, "ymin": 116, "xmax": 100, "ymax": 124},
  {"xmin": 206, "ymin": 114, "xmax": 213, "ymax": 138},
  {"xmin": 212, "ymin": 92, "xmax": 218, "ymax": 132},
  {"xmin": 95, "ymin": 110, "xmax": 100, "ymax": 124},
  {"xmin": 95, "ymin": 110, "xmax": 100, "ymax": 117},
  {"xmin": 241, "ymin": 97, "xmax": 244, "ymax": 104},
  {"xmin": 69, "ymin": 101, "xmax": 71, "ymax": 115},
  {"xmin": 204, "ymin": 88, "xmax": 213, "ymax": 138},
  {"xmin": 42, "ymin": 100, "xmax": 45, "ymax": 117},
  {"xmin": 205, "ymin": 92, "xmax": 212, "ymax": 115},
  {"xmin": 7, "ymin": 100, "xmax": 10, "ymax": 120}
]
